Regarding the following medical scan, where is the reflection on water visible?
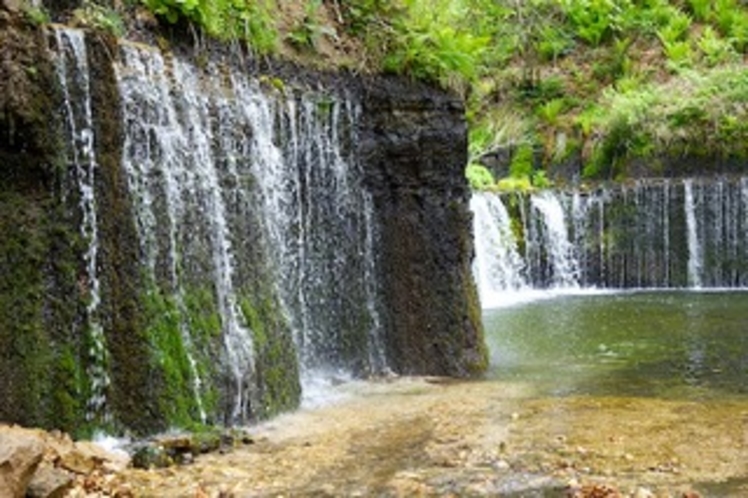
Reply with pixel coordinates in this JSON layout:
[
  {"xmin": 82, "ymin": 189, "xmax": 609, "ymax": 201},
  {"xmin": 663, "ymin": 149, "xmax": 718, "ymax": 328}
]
[{"xmin": 485, "ymin": 290, "xmax": 748, "ymax": 400}]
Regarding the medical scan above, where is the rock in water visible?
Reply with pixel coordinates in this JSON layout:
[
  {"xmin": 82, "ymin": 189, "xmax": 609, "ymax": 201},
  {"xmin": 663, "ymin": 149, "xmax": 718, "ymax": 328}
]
[{"xmin": 0, "ymin": 425, "xmax": 45, "ymax": 498}]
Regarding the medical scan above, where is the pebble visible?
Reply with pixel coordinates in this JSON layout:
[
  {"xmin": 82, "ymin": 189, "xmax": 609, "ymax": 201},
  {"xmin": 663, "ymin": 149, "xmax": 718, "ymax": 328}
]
[{"xmin": 633, "ymin": 487, "xmax": 654, "ymax": 498}]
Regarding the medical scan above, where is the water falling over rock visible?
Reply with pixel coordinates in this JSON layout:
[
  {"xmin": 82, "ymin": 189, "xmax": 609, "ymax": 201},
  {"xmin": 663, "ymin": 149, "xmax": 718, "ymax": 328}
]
[
  {"xmin": 0, "ymin": 18, "xmax": 484, "ymax": 434},
  {"xmin": 53, "ymin": 27, "xmax": 110, "ymax": 424},
  {"xmin": 470, "ymin": 193, "xmax": 527, "ymax": 306},
  {"xmin": 472, "ymin": 178, "xmax": 748, "ymax": 305}
]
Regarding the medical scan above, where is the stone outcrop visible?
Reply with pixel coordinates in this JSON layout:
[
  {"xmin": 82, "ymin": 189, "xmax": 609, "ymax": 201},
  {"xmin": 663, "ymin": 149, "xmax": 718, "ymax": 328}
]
[
  {"xmin": 0, "ymin": 425, "xmax": 130, "ymax": 498},
  {"xmin": 0, "ymin": 426, "xmax": 45, "ymax": 498},
  {"xmin": 360, "ymin": 77, "xmax": 487, "ymax": 376}
]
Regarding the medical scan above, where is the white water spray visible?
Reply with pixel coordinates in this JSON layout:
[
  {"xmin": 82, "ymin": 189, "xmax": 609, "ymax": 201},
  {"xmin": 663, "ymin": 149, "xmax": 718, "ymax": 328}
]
[
  {"xmin": 470, "ymin": 193, "xmax": 527, "ymax": 307},
  {"xmin": 684, "ymin": 180, "xmax": 703, "ymax": 288},
  {"xmin": 529, "ymin": 191, "xmax": 580, "ymax": 288},
  {"xmin": 53, "ymin": 28, "xmax": 110, "ymax": 422}
]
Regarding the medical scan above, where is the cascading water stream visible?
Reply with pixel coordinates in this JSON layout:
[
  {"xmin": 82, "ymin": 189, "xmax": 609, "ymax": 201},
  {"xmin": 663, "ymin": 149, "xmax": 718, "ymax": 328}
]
[
  {"xmin": 684, "ymin": 180, "xmax": 703, "ymax": 288},
  {"xmin": 116, "ymin": 44, "xmax": 254, "ymax": 422},
  {"xmin": 528, "ymin": 191, "xmax": 580, "ymax": 288},
  {"xmin": 472, "ymin": 178, "xmax": 748, "ymax": 308},
  {"xmin": 53, "ymin": 27, "xmax": 110, "ymax": 423},
  {"xmin": 113, "ymin": 40, "xmax": 387, "ymax": 416},
  {"xmin": 470, "ymin": 193, "xmax": 527, "ymax": 307},
  {"xmin": 249, "ymin": 89, "xmax": 387, "ymax": 385}
]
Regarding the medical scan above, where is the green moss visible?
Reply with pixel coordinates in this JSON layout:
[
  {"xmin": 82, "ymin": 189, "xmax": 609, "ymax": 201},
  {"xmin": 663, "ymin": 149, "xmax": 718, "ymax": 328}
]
[
  {"xmin": 239, "ymin": 293, "xmax": 300, "ymax": 419},
  {"xmin": 466, "ymin": 163, "xmax": 495, "ymax": 190},
  {"xmin": 0, "ymin": 186, "xmax": 88, "ymax": 432},
  {"xmin": 141, "ymin": 284, "xmax": 223, "ymax": 429},
  {"xmin": 50, "ymin": 346, "xmax": 86, "ymax": 433}
]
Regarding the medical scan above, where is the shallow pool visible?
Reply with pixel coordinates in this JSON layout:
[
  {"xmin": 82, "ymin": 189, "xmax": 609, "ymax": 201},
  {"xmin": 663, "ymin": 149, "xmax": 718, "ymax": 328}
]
[{"xmin": 485, "ymin": 290, "xmax": 748, "ymax": 401}]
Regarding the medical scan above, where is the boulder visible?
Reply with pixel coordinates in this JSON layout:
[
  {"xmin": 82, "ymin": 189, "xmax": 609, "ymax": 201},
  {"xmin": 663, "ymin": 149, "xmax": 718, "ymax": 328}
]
[
  {"xmin": 26, "ymin": 464, "xmax": 73, "ymax": 498},
  {"xmin": 0, "ymin": 425, "xmax": 45, "ymax": 498},
  {"xmin": 1, "ymin": 0, "xmax": 22, "ymax": 13}
]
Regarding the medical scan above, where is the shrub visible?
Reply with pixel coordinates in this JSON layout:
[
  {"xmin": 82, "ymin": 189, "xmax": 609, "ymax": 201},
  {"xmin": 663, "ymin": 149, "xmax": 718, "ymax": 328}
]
[
  {"xmin": 510, "ymin": 143, "xmax": 535, "ymax": 178},
  {"xmin": 141, "ymin": 0, "xmax": 278, "ymax": 53},
  {"xmin": 382, "ymin": 0, "xmax": 488, "ymax": 90},
  {"xmin": 466, "ymin": 163, "xmax": 495, "ymax": 190}
]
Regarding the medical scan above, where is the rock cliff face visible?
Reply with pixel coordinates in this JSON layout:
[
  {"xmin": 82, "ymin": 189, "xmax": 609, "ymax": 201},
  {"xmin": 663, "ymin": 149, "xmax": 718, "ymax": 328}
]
[
  {"xmin": 0, "ymin": 6, "xmax": 486, "ymax": 435},
  {"xmin": 360, "ymin": 78, "xmax": 487, "ymax": 376}
]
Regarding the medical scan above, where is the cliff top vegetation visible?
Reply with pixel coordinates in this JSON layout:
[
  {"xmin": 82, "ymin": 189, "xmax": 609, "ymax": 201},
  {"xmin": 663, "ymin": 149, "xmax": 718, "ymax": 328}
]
[{"xmin": 27, "ymin": 0, "xmax": 748, "ymax": 186}]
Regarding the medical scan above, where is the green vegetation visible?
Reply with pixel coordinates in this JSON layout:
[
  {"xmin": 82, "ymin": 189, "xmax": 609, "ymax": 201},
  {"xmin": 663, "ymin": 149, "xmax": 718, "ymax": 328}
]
[
  {"xmin": 72, "ymin": 1, "xmax": 125, "ymax": 36},
  {"xmin": 32, "ymin": 0, "xmax": 748, "ymax": 185},
  {"xmin": 459, "ymin": 0, "xmax": 748, "ymax": 186},
  {"xmin": 141, "ymin": 283, "xmax": 222, "ymax": 429},
  {"xmin": 239, "ymin": 293, "xmax": 300, "ymax": 420},
  {"xmin": 141, "ymin": 0, "xmax": 278, "ymax": 53}
]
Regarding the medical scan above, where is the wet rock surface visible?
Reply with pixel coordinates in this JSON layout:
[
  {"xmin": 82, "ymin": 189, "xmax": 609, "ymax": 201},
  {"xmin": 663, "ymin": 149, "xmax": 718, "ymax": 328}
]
[{"xmin": 117, "ymin": 377, "xmax": 748, "ymax": 497}]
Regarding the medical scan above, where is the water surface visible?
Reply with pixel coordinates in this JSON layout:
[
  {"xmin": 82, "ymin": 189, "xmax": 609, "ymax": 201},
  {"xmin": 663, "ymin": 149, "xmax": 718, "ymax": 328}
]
[{"xmin": 485, "ymin": 290, "xmax": 748, "ymax": 400}]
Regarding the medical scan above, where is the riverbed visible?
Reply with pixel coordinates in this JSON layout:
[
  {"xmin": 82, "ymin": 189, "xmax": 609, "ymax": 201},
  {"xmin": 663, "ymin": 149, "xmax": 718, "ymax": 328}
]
[{"xmin": 122, "ymin": 291, "xmax": 748, "ymax": 497}]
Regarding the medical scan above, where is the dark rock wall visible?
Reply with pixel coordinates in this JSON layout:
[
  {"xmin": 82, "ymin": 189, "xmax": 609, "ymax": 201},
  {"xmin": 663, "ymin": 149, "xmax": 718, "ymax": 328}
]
[
  {"xmin": 360, "ymin": 78, "xmax": 487, "ymax": 376},
  {"xmin": 0, "ymin": 10, "xmax": 486, "ymax": 434}
]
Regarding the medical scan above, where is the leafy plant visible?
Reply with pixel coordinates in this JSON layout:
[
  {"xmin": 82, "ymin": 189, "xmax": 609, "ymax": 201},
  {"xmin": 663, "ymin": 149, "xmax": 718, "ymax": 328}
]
[
  {"xmin": 535, "ymin": 24, "xmax": 575, "ymax": 62},
  {"xmin": 532, "ymin": 170, "xmax": 553, "ymax": 188},
  {"xmin": 382, "ymin": 0, "xmax": 488, "ymax": 90},
  {"xmin": 655, "ymin": 10, "xmax": 692, "ymax": 45},
  {"xmin": 697, "ymin": 26, "xmax": 739, "ymax": 66},
  {"xmin": 536, "ymin": 98, "xmax": 567, "ymax": 126},
  {"xmin": 686, "ymin": 0, "xmax": 712, "ymax": 21},
  {"xmin": 73, "ymin": 1, "xmax": 125, "ymax": 37},
  {"xmin": 141, "ymin": 0, "xmax": 279, "ymax": 53},
  {"xmin": 518, "ymin": 75, "xmax": 565, "ymax": 105},
  {"xmin": 660, "ymin": 38, "xmax": 694, "ymax": 71},
  {"xmin": 287, "ymin": 0, "xmax": 337, "ymax": 50},
  {"xmin": 510, "ymin": 143, "xmax": 535, "ymax": 178},
  {"xmin": 466, "ymin": 163, "xmax": 495, "ymax": 190},
  {"xmin": 23, "ymin": 4, "xmax": 50, "ymax": 25},
  {"xmin": 560, "ymin": 0, "xmax": 619, "ymax": 46}
]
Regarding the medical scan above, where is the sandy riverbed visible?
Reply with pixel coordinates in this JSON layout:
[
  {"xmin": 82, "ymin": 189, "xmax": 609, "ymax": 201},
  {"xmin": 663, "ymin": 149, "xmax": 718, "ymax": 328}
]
[{"xmin": 120, "ymin": 376, "xmax": 748, "ymax": 497}]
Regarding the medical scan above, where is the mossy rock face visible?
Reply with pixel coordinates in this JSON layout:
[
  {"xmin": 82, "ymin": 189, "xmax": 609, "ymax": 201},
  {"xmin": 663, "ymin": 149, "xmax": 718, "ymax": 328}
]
[
  {"xmin": 0, "ymin": 9, "xmax": 88, "ymax": 433},
  {"xmin": 240, "ymin": 291, "xmax": 301, "ymax": 420}
]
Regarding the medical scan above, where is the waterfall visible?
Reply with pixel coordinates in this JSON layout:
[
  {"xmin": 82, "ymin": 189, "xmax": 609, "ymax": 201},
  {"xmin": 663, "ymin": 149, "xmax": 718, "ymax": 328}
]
[
  {"xmin": 684, "ymin": 180, "xmax": 703, "ymax": 288},
  {"xmin": 33, "ymin": 26, "xmax": 477, "ymax": 432},
  {"xmin": 472, "ymin": 177, "xmax": 748, "ymax": 306},
  {"xmin": 53, "ymin": 28, "xmax": 110, "ymax": 423},
  {"xmin": 246, "ymin": 88, "xmax": 386, "ymax": 379},
  {"xmin": 527, "ymin": 191, "xmax": 580, "ymax": 288},
  {"xmin": 110, "ymin": 40, "xmax": 387, "ymax": 420},
  {"xmin": 470, "ymin": 193, "xmax": 527, "ymax": 307}
]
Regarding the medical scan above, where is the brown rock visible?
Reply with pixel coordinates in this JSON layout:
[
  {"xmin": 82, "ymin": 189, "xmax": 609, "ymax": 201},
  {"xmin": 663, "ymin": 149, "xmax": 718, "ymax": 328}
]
[
  {"xmin": 0, "ymin": 425, "xmax": 46, "ymax": 498},
  {"xmin": 1, "ymin": 0, "xmax": 22, "ymax": 13},
  {"xmin": 26, "ymin": 463, "xmax": 73, "ymax": 498},
  {"xmin": 57, "ymin": 441, "xmax": 129, "ymax": 475}
]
